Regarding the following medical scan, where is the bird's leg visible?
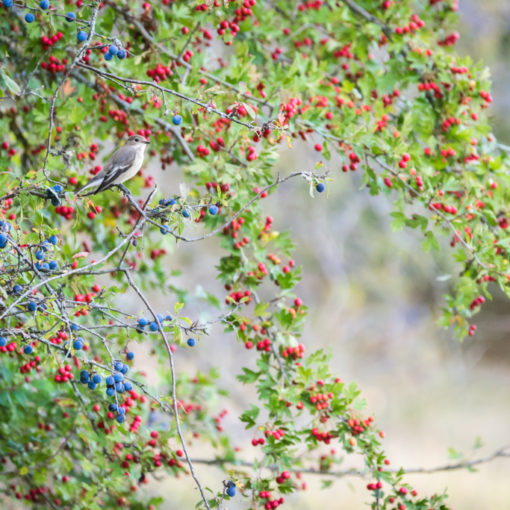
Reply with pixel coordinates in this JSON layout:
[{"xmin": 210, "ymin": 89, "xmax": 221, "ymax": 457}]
[{"xmin": 115, "ymin": 184, "xmax": 147, "ymax": 218}]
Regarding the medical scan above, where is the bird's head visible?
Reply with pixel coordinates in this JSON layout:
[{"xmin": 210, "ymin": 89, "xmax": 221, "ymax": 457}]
[{"xmin": 126, "ymin": 135, "xmax": 150, "ymax": 146}]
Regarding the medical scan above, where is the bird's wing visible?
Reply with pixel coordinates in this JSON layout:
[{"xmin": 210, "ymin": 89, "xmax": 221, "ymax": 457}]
[{"xmin": 77, "ymin": 145, "xmax": 137, "ymax": 195}]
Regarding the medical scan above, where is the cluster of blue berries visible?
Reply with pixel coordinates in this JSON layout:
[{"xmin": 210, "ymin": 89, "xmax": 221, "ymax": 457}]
[
  {"xmin": 34, "ymin": 235, "xmax": 59, "ymax": 272},
  {"xmin": 136, "ymin": 314, "xmax": 172, "ymax": 333},
  {"xmin": 79, "ymin": 369, "xmax": 102, "ymax": 390},
  {"xmin": 226, "ymin": 481, "xmax": 236, "ymax": 497},
  {"xmin": 104, "ymin": 44, "xmax": 126, "ymax": 61},
  {"xmin": 46, "ymin": 184, "xmax": 64, "ymax": 206},
  {"xmin": 0, "ymin": 220, "xmax": 11, "ymax": 249}
]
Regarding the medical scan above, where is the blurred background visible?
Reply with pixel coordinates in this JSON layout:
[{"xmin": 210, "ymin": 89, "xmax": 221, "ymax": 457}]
[{"xmin": 138, "ymin": 2, "xmax": 510, "ymax": 508}]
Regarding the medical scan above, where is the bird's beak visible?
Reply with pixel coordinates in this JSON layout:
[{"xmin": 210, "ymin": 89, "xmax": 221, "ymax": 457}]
[{"xmin": 143, "ymin": 139, "xmax": 150, "ymax": 144}]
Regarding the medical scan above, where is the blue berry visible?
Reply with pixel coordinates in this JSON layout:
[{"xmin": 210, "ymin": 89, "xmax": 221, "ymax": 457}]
[
  {"xmin": 49, "ymin": 261, "xmax": 58, "ymax": 270},
  {"xmin": 118, "ymin": 407, "xmax": 126, "ymax": 415},
  {"xmin": 0, "ymin": 337, "xmax": 7, "ymax": 347},
  {"xmin": 169, "ymin": 199, "xmax": 177, "ymax": 206},
  {"xmin": 116, "ymin": 414, "xmax": 125, "ymax": 423},
  {"xmin": 108, "ymin": 403, "xmax": 117, "ymax": 412},
  {"xmin": 156, "ymin": 314, "xmax": 164, "ymax": 322},
  {"xmin": 117, "ymin": 49, "xmax": 126, "ymax": 59},
  {"xmin": 165, "ymin": 314, "xmax": 172, "ymax": 321},
  {"xmin": 71, "ymin": 323, "xmax": 79, "ymax": 331},
  {"xmin": 149, "ymin": 321, "xmax": 158, "ymax": 332},
  {"xmin": 25, "ymin": 12, "xmax": 35, "ymax": 23},
  {"xmin": 114, "ymin": 361, "xmax": 123, "ymax": 371},
  {"xmin": 126, "ymin": 351, "xmax": 134, "ymax": 360},
  {"xmin": 80, "ymin": 369, "xmax": 90, "ymax": 381},
  {"xmin": 65, "ymin": 11, "xmax": 76, "ymax": 21},
  {"xmin": 48, "ymin": 234, "xmax": 58, "ymax": 245},
  {"xmin": 120, "ymin": 364, "xmax": 128, "ymax": 374},
  {"xmin": 39, "ymin": 0, "xmax": 50, "ymax": 9},
  {"xmin": 41, "ymin": 263, "xmax": 50, "ymax": 272},
  {"xmin": 138, "ymin": 317, "xmax": 148, "ymax": 327},
  {"xmin": 226, "ymin": 482, "xmax": 236, "ymax": 497},
  {"xmin": 208, "ymin": 205, "xmax": 218, "ymax": 215},
  {"xmin": 23, "ymin": 345, "xmax": 33, "ymax": 355},
  {"xmin": 160, "ymin": 225, "xmax": 169, "ymax": 235},
  {"xmin": 108, "ymin": 44, "xmax": 118, "ymax": 55},
  {"xmin": 87, "ymin": 381, "xmax": 97, "ymax": 390},
  {"xmin": 105, "ymin": 375, "xmax": 114, "ymax": 386},
  {"xmin": 104, "ymin": 52, "xmax": 113, "ymax": 61},
  {"xmin": 0, "ymin": 233, "xmax": 7, "ymax": 248},
  {"xmin": 53, "ymin": 184, "xmax": 63, "ymax": 193},
  {"xmin": 27, "ymin": 302, "xmax": 37, "ymax": 312},
  {"xmin": 123, "ymin": 381, "xmax": 133, "ymax": 391},
  {"xmin": 113, "ymin": 372, "xmax": 123, "ymax": 382},
  {"xmin": 172, "ymin": 114, "xmax": 183, "ymax": 126},
  {"xmin": 316, "ymin": 182, "xmax": 325, "ymax": 193},
  {"xmin": 35, "ymin": 250, "xmax": 45, "ymax": 260},
  {"xmin": 12, "ymin": 284, "xmax": 22, "ymax": 293},
  {"xmin": 115, "ymin": 382, "xmax": 125, "ymax": 393},
  {"xmin": 51, "ymin": 197, "xmax": 60, "ymax": 206},
  {"xmin": 182, "ymin": 209, "xmax": 190, "ymax": 218},
  {"xmin": 3, "ymin": 0, "xmax": 13, "ymax": 7},
  {"xmin": 73, "ymin": 339, "xmax": 83, "ymax": 350},
  {"xmin": 92, "ymin": 374, "xmax": 102, "ymax": 384},
  {"xmin": 187, "ymin": 338, "xmax": 196, "ymax": 347},
  {"xmin": 106, "ymin": 387, "xmax": 115, "ymax": 397},
  {"xmin": 77, "ymin": 31, "xmax": 87, "ymax": 43}
]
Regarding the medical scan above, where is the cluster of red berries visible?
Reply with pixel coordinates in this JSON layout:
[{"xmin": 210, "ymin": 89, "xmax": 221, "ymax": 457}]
[
  {"xmin": 311, "ymin": 427, "xmax": 334, "ymax": 444},
  {"xmin": 251, "ymin": 436, "xmax": 265, "ymax": 446},
  {"xmin": 206, "ymin": 181, "xmax": 230, "ymax": 193},
  {"xmin": 398, "ymin": 153, "xmax": 411, "ymax": 169},
  {"xmin": 41, "ymin": 56, "xmax": 67, "ymax": 74},
  {"xmin": 438, "ymin": 31, "xmax": 459, "ymax": 46},
  {"xmin": 245, "ymin": 145, "xmax": 258, "ymax": 161},
  {"xmin": 281, "ymin": 343, "xmax": 304, "ymax": 360},
  {"xmin": 418, "ymin": 81, "xmax": 443, "ymax": 98},
  {"xmin": 0, "ymin": 140, "xmax": 15, "ymax": 158},
  {"xmin": 440, "ymin": 146, "xmax": 456, "ymax": 159},
  {"xmin": 280, "ymin": 97, "xmax": 302, "ymax": 123},
  {"xmin": 49, "ymin": 330, "xmax": 68, "ymax": 345},
  {"xmin": 19, "ymin": 355, "xmax": 41, "ymax": 374},
  {"xmin": 264, "ymin": 428, "xmax": 285, "ymax": 440},
  {"xmin": 259, "ymin": 492, "xmax": 285, "ymax": 510},
  {"xmin": 54, "ymin": 364, "xmax": 74, "ymax": 383},
  {"xmin": 441, "ymin": 116, "xmax": 461, "ymax": 132},
  {"xmin": 55, "ymin": 204, "xmax": 75, "ymax": 220},
  {"xmin": 40, "ymin": 31, "xmax": 64, "ymax": 50},
  {"xmin": 395, "ymin": 14, "xmax": 425, "ymax": 35},
  {"xmin": 469, "ymin": 295, "xmax": 486, "ymax": 310},
  {"xmin": 223, "ymin": 216, "xmax": 245, "ymax": 238},
  {"xmin": 226, "ymin": 289, "xmax": 252, "ymax": 305},
  {"xmin": 309, "ymin": 390, "xmax": 334, "ymax": 411},
  {"xmin": 255, "ymin": 337, "xmax": 271, "ymax": 352},
  {"xmin": 275, "ymin": 470, "xmax": 291, "ymax": 484},
  {"xmin": 146, "ymin": 64, "xmax": 172, "ymax": 83},
  {"xmin": 150, "ymin": 248, "xmax": 167, "ymax": 260},
  {"xmin": 341, "ymin": 151, "xmax": 360, "ymax": 172},
  {"xmin": 196, "ymin": 144, "xmax": 210, "ymax": 158},
  {"xmin": 347, "ymin": 415, "xmax": 374, "ymax": 436},
  {"xmin": 0, "ymin": 340, "xmax": 17, "ymax": 354},
  {"xmin": 207, "ymin": 136, "xmax": 226, "ymax": 152}
]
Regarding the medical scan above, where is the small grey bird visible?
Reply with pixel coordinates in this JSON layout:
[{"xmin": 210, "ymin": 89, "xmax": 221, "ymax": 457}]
[{"xmin": 77, "ymin": 135, "xmax": 149, "ymax": 196}]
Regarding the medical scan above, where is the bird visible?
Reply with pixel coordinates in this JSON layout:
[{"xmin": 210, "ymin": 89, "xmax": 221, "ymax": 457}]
[{"xmin": 76, "ymin": 135, "xmax": 149, "ymax": 196}]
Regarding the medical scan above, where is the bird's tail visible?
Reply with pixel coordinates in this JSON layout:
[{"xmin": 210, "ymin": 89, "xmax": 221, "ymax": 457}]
[{"xmin": 76, "ymin": 177, "xmax": 101, "ymax": 196}]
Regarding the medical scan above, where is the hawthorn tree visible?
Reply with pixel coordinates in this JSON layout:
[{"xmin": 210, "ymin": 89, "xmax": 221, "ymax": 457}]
[{"xmin": 1, "ymin": 0, "xmax": 510, "ymax": 508}]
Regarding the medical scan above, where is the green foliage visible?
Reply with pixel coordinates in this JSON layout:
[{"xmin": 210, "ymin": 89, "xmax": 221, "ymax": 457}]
[{"xmin": 0, "ymin": 0, "xmax": 505, "ymax": 508}]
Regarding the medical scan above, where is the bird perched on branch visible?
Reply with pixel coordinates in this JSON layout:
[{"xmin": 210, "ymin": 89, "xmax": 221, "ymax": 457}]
[{"xmin": 76, "ymin": 135, "xmax": 149, "ymax": 196}]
